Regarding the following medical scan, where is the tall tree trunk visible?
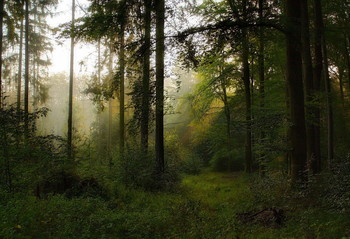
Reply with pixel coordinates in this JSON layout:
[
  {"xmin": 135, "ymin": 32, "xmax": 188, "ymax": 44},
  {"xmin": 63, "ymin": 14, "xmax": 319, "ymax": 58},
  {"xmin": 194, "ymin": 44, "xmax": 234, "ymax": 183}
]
[
  {"xmin": 258, "ymin": 0, "xmax": 266, "ymax": 175},
  {"xmin": 155, "ymin": 0, "xmax": 165, "ymax": 173},
  {"xmin": 141, "ymin": 0, "xmax": 151, "ymax": 152},
  {"xmin": 119, "ymin": 23, "xmax": 125, "ymax": 155},
  {"xmin": 344, "ymin": 36, "xmax": 350, "ymax": 91},
  {"xmin": 17, "ymin": 18, "xmax": 23, "ymax": 113},
  {"xmin": 108, "ymin": 43, "xmax": 113, "ymax": 161},
  {"xmin": 286, "ymin": 0, "xmax": 307, "ymax": 183},
  {"xmin": 338, "ymin": 66, "xmax": 345, "ymax": 106},
  {"xmin": 300, "ymin": 0, "xmax": 318, "ymax": 173},
  {"xmin": 312, "ymin": 0, "xmax": 323, "ymax": 173},
  {"xmin": 242, "ymin": 0, "xmax": 252, "ymax": 173},
  {"xmin": 322, "ymin": 37, "xmax": 334, "ymax": 163},
  {"xmin": 24, "ymin": 0, "xmax": 30, "ymax": 134},
  {"xmin": 314, "ymin": 0, "xmax": 334, "ymax": 164},
  {"xmin": 98, "ymin": 39, "xmax": 101, "ymax": 83},
  {"xmin": 0, "ymin": 0, "xmax": 3, "ymax": 108},
  {"xmin": 67, "ymin": 0, "xmax": 75, "ymax": 159}
]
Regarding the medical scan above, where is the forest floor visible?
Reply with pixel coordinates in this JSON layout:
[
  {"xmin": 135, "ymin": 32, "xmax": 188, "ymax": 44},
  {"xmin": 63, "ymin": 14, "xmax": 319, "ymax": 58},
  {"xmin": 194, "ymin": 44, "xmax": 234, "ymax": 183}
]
[{"xmin": 1, "ymin": 171, "xmax": 349, "ymax": 239}]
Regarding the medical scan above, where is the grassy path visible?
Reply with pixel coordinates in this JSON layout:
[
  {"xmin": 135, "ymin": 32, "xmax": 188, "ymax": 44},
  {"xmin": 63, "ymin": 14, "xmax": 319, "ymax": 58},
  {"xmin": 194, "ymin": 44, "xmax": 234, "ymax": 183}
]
[{"xmin": 1, "ymin": 171, "xmax": 350, "ymax": 239}]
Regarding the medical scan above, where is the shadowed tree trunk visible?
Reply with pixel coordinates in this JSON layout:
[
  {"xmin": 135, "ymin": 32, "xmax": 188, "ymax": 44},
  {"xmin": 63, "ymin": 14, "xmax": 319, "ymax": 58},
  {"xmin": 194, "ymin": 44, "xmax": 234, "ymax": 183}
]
[
  {"xmin": 242, "ymin": 0, "xmax": 252, "ymax": 173},
  {"xmin": 141, "ymin": 0, "xmax": 151, "ymax": 153},
  {"xmin": 258, "ymin": 0, "xmax": 266, "ymax": 175},
  {"xmin": 155, "ymin": 0, "xmax": 165, "ymax": 173},
  {"xmin": 108, "ymin": 43, "xmax": 113, "ymax": 162},
  {"xmin": 0, "ymin": 0, "xmax": 4, "ymax": 108},
  {"xmin": 314, "ymin": 0, "xmax": 333, "ymax": 165},
  {"xmin": 322, "ymin": 37, "xmax": 334, "ymax": 164},
  {"xmin": 119, "ymin": 22, "xmax": 125, "ymax": 155},
  {"xmin": 17, "ymin": 17, "xmax": 24, "ymax": 113},
  {"xmin": 312, "ymin": 0, "xmax": 323, "ymax": 173},
  {"xmin": 24, "ymin": 0, "xmax": 30, "ymax": 134},
  {"xmin": 67, "ymin": 0, "xmax": 75, "ymax": 159},
  {"xmin": 300, "ymin": 0, "xmax": 318, "ymax": 173},
  {"xmin": 344, "ymin": 36, "xmax": 350, "ymax": 91},
  {"xmin": 338, "ymin": 67, "xmax": 345, "ymax": 107},
  {"xmin": 286, "ymin": 0, "xmax": 307, "ymax": 183}
]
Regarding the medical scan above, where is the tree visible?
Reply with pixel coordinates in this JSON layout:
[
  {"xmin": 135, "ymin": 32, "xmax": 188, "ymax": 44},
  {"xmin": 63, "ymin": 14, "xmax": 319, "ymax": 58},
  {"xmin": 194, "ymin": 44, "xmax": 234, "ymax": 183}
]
[
  {"xmin": 155, "ymin": 0, "xmax": 165, "ymax": 173},
  {"xmin": 257, "ymin": 0, "xmax": 266, "ymax": 175},
  {"xmin": 17, "ymin": 14, "xmax": 24, "ymax": 113},
  {"xmin": 141, "ymin": 0, "xmax": 152, "ymax": 153},
  {"xmin": 313, "ymin": 0, "xmax": 333, "ymax": 168},
  {"xmin": 286, "ymin": 0, "xmax": 307, "ymax": 183},
  {"xmin": 300, "ymin": 0, "xmax": 319, "ymax": 173},
  {"xmin": 67, "ymin": 0, "xmax": 75, "ymax": 158},
  {"xmin": 241, "ymin": 0, "xmax": 252, "ymax": 173},
  {"xmin": 0, "ymin": 0, "xmax": 4, "ymax": 108},
  {"xmin": 118, "ymin": 11, "xmax": 125, "ymax": 155},
  {"xmin": 24, "ymin": 0, "xmax": 29, "ymax": 133}
]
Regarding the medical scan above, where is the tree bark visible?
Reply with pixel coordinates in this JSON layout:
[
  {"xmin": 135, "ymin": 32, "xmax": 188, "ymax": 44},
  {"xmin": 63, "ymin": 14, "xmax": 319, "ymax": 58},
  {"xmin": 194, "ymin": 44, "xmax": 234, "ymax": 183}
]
[
  {"xmin": 286, "ymin": 0, "xmax": 307, "ymax": 183},
  {"xmin": 344, "ymin": 36, "xmax": 350, "ymax": 91},
  {"xmin": 67, "ymin": 0, "xmax": 75, "ymax": 159},
  {"xmin": 17, "ymin": 17, "xmax": 24, "ymax": 113},
  {"xmin": 300, "ymin": 0, "xmax": 318, "ymax": 173},
  {"xmin": 119, "ymin": 23, "xmax": 125, "ymax": 155},
  {"xmin": 155, "ymin": 0, "xmax": 165, "ymax": 173},
  {"xmin": 258, "ymin": 0, "xmax": 266, "ymax": 175},
  {"xmin": 242, "ymin": 0, "xmax": 252, "ymax": 173},
  {"xmin": 0, "ymin": 0, "xmax": 4, "ymax": 108},
  {"xmin": 314, "ymin": 0, "xmax": 333, "ymax": 164},
  {"xmin": 141, "ymin": 0, "xmax": 151, "ymax": 153},
  {"xmin": 322, "ymin": 37, "xmax": 334, "ymax": 163},
  {"xmin": 338, "ymin": 67, "xmax": 345, "ymax": 107},
  {"xmin": 24, "ymin": 0, "xmax": 30, "ymax": 134},
  {"xmin": 108, "ymin": 43, "xmax": 113, "ymax": 162}
]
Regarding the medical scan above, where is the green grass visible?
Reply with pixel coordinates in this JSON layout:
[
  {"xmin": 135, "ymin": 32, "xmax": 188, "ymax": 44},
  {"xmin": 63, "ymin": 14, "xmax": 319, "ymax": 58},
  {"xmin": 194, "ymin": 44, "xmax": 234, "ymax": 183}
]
[{"xmin": 1, "ymin": 171, "xmax": 349, "ymax": 239}]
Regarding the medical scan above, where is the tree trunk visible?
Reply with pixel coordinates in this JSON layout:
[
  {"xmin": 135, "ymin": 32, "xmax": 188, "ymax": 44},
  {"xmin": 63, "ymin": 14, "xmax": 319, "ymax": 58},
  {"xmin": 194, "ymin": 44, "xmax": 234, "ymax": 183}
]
[
  {"xmin": 0, "ymin": 0, "xmax": 4, "ymax": 108},
  {"xmin": 286, "ymin": 0, "xmax": 307, "ymax": 183},
  {"xmin": 258, "ymin": 0, "xmax": 266, "ymax": 175},
  {"xmin": 312, "ymin": 0, "xmax": 323, "ymax": 173},
  {"xmin": 155, "ymin": 0, "xmax": 165, "ymax": 173},
  {"xmin": 242, "ymin": 0, "xmax": 252, "ymax": 173},
  {"xmin": 108, "ymin": 43, "xmax": 113, "ymax": 163},
  {"xmin": 17, "ymin": 19, "xmax": 23, "ymax": 113},
  {"xmin": 141, "ymin": 0, "xmax": 151, "ymax": 153},
  {"xmin": 300, "ymin": 0, "xmax": 318, "ymax": 173},
  {"xmin": 322, "ymin": 37, "xmax": 334, "ymax": 163},
  {"xmin": 24, "ymin": 0, "xmax": 30, "ymax": 134},
  {"xmin": 344, "ymin": 36, "xmax": 350, "ymax": 92},
  {"xmin": 338, "ymin": 66, "xmax": 345, "ymax": 107},
  {"xmin": 67, "ymin": 0, "xmax": 75, "ymax": 159},
  {"xmin": 119, "ymin": 23, "xmax": 125, "ymax": 155},
  {"xmin": 314, "ymin": 0, "xmax": 333, "ymax": 164}
]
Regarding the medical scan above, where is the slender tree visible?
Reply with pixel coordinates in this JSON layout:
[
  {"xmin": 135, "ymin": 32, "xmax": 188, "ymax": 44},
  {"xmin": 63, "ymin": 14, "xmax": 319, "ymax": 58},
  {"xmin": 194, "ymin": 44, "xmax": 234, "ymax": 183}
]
[
  {"xmin": 24, "ymin": 0, "xmax": 30, "ymax": 133},
  {"xmin": 141, "ymin": 0, "xmax": 152, "ymax": 153},
  {"xmin": 17, "ymin": 17, "xmax": 24, "ymax": 113},
  {"xmin": 67, "ymin": 0, "xmax": 75, "ymax": 158},
  {"xmin": 155, "ymin": 0, "xmax": 165, "ymax": 173},
  {"xmin": 286, "ymin": 0, "xmax": 307, "ymax": 183},
  {"xmin": 313, "ymin": 0, "xmax": 333, "ymax": 166},
  {"xmin": 258, "ymin": 0, "xmax": 266, "ymax": 175},
  {"xmin": 300, "ymin": 0, "xmax": 319, "ymax": 172},
  {"xmin": 119, "ymin": 21, "xmax": 125, "ymax": 155},
  {"xmin": 241, "ymin": 0, "xmax": 252, "ymax": 173},
  {"xmin": 0, "ymin": 0, "xmax": 3, "ymax": 108}
]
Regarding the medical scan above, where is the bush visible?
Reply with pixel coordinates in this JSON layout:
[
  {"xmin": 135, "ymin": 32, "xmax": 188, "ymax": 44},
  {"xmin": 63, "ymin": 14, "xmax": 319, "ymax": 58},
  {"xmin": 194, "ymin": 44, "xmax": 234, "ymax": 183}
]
[{"xmin": 112, "ymin": 148, "xmax": 180, "ymax": 191}]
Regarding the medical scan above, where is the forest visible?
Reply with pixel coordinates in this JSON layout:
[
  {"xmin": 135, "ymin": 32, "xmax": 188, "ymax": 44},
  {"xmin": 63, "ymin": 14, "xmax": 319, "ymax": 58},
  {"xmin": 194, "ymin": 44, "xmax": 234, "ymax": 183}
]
[{"xmin": 0, "ymin": 0, "xmax": 350, "ymax": 238}]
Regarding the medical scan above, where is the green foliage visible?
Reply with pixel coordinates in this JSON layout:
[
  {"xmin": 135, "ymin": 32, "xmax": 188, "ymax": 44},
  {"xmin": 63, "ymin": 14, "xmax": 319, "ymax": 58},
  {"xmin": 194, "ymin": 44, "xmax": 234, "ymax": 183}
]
[{"xmin": 0, "ymin": 104, "xmax": 69, "ymax": 194}]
